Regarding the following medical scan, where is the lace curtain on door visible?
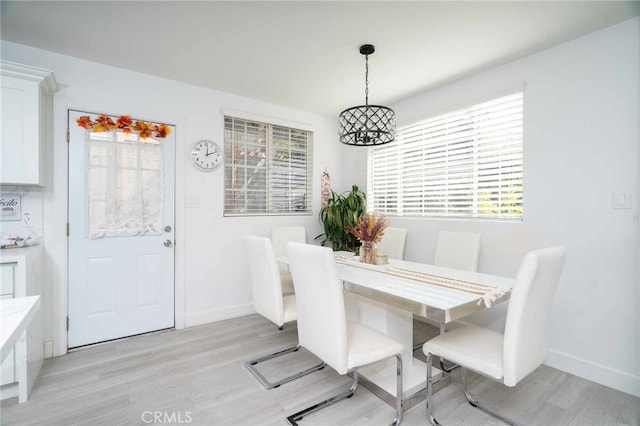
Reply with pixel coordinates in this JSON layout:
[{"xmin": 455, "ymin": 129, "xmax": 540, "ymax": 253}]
[{"xmin": 86, "ymin": 130, "xmax": 164, "ymax": 238}]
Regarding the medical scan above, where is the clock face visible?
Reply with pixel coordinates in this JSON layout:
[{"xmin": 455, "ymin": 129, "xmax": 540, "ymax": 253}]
[{"xmin": 191, "ymin": 140, "xmax": 222, "ymax": 171}]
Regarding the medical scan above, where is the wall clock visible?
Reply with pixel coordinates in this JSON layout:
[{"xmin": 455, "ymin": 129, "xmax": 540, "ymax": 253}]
[{"xmin": 190, "ymin": 140, "xmax": 222, "ymax": 171}]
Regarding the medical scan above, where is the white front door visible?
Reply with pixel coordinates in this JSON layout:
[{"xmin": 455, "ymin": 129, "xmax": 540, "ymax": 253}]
[{"xmin": 67, "ymin": 110, "xmax": 175, "ymax": 348}]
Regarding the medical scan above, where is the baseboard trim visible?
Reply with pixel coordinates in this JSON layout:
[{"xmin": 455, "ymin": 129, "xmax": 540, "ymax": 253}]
[
  {"xmin": 546, "ymin": 349, "xmax": 640, "ymax": 397},
  {"xmin": 43, "ymin": 341, "xmax": 54, "ymax": 359},
  {"xmin": 185, "ymin": 303, "xmax": 254, "ymax": 327}
]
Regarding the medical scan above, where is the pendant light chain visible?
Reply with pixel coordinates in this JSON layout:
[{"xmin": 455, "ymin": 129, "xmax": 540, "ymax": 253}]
[{"xmin": 364, "ymin": 53, "xmax": 369, "ymax": 106}]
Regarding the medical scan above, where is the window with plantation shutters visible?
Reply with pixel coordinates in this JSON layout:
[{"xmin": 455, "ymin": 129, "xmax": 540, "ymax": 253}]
[
  {"xmin": 224, "ymin": 115, "xmax": 313, "ymax": 216},
  {"xmin": 368, "ymin": 91, "xmax": 523, "ymax": 219}
]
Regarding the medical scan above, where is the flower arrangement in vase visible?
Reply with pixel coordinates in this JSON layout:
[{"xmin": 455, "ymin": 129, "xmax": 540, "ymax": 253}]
[{"xmin": 348, "ymin": 212, "xmax": 389, "ymax": 264}]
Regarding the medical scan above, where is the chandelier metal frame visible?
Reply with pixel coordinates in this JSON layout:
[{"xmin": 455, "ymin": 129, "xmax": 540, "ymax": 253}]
[{"xmin": 339, "ymin": 44, "xmax": 396, "ymax": 146}]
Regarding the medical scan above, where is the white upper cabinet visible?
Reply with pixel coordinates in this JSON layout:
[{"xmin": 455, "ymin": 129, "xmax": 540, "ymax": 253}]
[{"xmin": 0, "ymin": 61, "xmax": 59, "ymax": 187}]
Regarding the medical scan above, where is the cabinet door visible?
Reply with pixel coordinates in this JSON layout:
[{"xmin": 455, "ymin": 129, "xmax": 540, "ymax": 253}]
[
  {"xmin": 0, "ymin": 264, "xmax": 15, "ymax": 386},
  {"xmin": 0, "ymin": 263, "xmax": 15, "ymax": 296},
  {"xmin": 0, "ymin": 76, "xmax": 41, "ymax": 185},
  {"xmin": 0, "ymin": 349, "xmax": 14, "ymax": 386}
]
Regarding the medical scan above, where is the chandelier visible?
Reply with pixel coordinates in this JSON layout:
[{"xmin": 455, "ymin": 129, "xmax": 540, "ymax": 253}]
[{"xmin": 339, "ymin": 44, "xmax": 395, "ymax": 146}]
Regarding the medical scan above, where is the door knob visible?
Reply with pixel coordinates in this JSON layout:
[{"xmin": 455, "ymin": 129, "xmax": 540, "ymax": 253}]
[
  {"xmin": 164, "ymin": 240, "xmax": 173, "ymax": 247},
  {"xmin": 164, "ymin": 225, "xmax": 172, "ymax": 233}
]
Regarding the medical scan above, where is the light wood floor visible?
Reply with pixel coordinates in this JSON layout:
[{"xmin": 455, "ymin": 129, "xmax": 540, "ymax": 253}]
[{"xmin": 1, "ymin": 314, "xmax": 638, "ymax": 425}]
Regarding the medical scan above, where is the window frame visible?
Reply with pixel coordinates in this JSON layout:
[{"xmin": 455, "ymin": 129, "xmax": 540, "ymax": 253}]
[
  {"xmin": 367, "ymin": 91, "xmax": 524, "ymax": 220},
  {"xmin": 223, "ymin": 112, "xmax": 313, "ymax": 217}
]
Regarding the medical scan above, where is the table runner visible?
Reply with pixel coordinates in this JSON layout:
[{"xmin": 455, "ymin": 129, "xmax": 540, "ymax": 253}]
[{"xmin": 335, "ymin": 257, "xmax": 509, "ymax": 307}]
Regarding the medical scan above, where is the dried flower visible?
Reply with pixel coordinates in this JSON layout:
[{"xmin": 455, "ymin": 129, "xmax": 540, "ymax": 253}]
[{"xmin": 348, "ymin": 212, "xmax": 389, "ymax": 243}]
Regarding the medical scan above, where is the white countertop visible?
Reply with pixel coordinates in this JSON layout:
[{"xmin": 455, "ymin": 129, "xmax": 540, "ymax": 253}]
[
  {"xmin": 0, "ymin": 245, "xmax": 40, "ymax": 263},
  {"xmin": 0, "ymin": 295, "xmax": 41, "ymax": 363}
]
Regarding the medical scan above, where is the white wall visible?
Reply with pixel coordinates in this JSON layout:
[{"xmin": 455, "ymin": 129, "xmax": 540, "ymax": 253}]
[
  {"xmin": 0, "ymin": 40, "xmax": 344, "ymax": 356},
  {"xmin": 363, "ymin": 18, "xmax": 638, "ymax": 396}
]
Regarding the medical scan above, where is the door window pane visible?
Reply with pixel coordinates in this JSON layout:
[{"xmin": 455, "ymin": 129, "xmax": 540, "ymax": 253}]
[{"xmin": 86, "ymin": 128, "xmax": 165, "ymax": 238}]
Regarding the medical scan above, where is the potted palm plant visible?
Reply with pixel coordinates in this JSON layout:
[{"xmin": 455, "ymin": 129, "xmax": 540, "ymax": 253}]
[{"xmin": 315, "ymin": 185, "xmax": 366, "ymax": 252}]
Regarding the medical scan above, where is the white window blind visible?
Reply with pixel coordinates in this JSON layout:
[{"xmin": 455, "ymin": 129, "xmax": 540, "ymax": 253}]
[
  {"xmin": 224, "ymin": 115, "xmax": 313, "ymax": 215},
  {"xmin": 368, "ymin": 92, "xmax": 523, "ymax": 219}
]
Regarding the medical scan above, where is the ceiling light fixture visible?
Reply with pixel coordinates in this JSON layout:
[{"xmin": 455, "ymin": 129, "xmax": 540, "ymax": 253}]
[{"xmin": 339, "ymin": 44, "xmax": 395, "ymax": 146}]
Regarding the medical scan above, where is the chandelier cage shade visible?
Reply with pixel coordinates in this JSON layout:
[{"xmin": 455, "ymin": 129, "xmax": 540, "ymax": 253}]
[
  {"xmin": 339, "ymin": 44, "xmax": 396, "ymax": 146},
  {"xmin": 339, "ymin": 105, "xmax": 396, "ymax": 146}
]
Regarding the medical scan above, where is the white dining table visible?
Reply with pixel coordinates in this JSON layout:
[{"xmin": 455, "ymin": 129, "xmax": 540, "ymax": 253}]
[
  {"xmin": 277, "ymin": 254, "xmax": 514, "ymax": 406},
  {"xmin": 0, "ymin": 296, "xmax": 41, "ymax": 363},
  {"xmin": 0, "ymin": 295, "xmax": 42, "ymax": 403}
]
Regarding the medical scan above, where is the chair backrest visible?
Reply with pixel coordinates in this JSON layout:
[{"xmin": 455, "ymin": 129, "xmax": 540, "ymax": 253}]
[
  {"xmin": 503, "ymin": 246, "xmax": 566, "ymax": 386},
  {"xmin": 376, "ymin": 227, "xmax": 407, "ymax": 260},
  {"xmin": 433, "ymin": 231, "xmax": 481, "ymax": 271},
  {"xmin": 242, "ymin": 236, "xmax": 287, "ymax": 327},
  {"xmin": 271, "ymin": 226, "xmax": 306, "ymax": 257},
  {"xmin": 287, "ymin": 242, "xmax": 349, "ymax": 374}
]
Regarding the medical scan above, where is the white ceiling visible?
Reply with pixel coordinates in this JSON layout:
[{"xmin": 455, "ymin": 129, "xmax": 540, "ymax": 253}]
[{"xmin": 2, "ymin": 1, "xmax": 639, "ymax": 117}]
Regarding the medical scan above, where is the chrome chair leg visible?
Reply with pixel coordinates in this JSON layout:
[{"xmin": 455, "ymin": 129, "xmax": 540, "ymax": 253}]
[
  {"xmin": 244, "ymin": 345, "xmax": 325, "ymax": 390},
  {"xmin": 461, "ymin": 368, "xmax": 520, "ymax": 426},
  {"xmin": 426, "ymin": 353, "xmax": 442, "ymax": 426},
  {"xmin": 391, "ymin": 354, "xmax": 403, "ymax": 426},
  {"xmin": 411, "ymin": 347, "xmax": 460, "ymax": 375},
  {"xmin": 439, "ymin": 357, "xmax": 460, "ymax": 373},
  {"xmin": 286, "ymin": 369, "xmax": 359, "ymax": 425},
  {"xmin": 436, "ymin": 323, "xmax": 459, "ymax": 373},
  {"xmin": 288, "ymin": 354, "xmax": 404, "ymax": 426},
  {"xmin": 415, "ymin": 322, "xmax": 459, "ymax": 372}
]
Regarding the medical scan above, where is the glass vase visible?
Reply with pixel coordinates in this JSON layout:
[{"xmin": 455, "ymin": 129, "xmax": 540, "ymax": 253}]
[{"xmin": 360, "ymin": 241, "xmax": 377, "ymax": 264}]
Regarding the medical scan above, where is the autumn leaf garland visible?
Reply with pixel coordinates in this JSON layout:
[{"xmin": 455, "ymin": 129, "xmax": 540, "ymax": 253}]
[{"xmin": 76, "ymin": 114, "xmax": 171, "ymax": 139}]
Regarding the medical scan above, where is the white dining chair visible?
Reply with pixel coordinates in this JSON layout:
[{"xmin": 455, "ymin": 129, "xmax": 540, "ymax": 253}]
[
  {"xmin": 286, "ymin": 242, "xmax": 404, "ymax": 426},
  {"xmin": 377, "ymin": 227, "xmax": 407, "ymax": 260},
  {"xmin": 414, "ymin": 231, "xmax": 482, "ymax": 352},
  {"xmin": 433, "ymin": 231, "xmax": 481, "ymax": 271},
  {"xmin": 423, "ymin": 246, "xmax": 566, "ymax": 425},
  {"xmin": 272, "ymin": 226, "xmax": 306, "ymax": 295},
  {"xmin": 242, "ymin": 236, "xmax": 324, "ymax": 390}
]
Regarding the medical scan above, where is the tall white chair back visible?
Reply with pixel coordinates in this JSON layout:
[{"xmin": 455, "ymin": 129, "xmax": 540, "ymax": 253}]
[
  {"xmin": 503, "ymin": 246, "xmax": 566, "ymax": 386},
  {"xmin": 434, "ymin": 231, "xmax": 481, "ymax": 271},
  {"xmin": 271, "ymin": 226, "xmax": 306, "ymax": 257},
  {"xmin": 377, "ymin": 227, "xmax": 407, "ymax": 260},
  {"xmin": 271, "ymin": 226, "xmax": 306, "ymax": 295},
  {"xmin": 286, "ymin": 242, "xmax": 348, "ymax": 374},
  {"xmin": 242, "ymin": 235, "xmax": 287, "ymax": 327}
]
